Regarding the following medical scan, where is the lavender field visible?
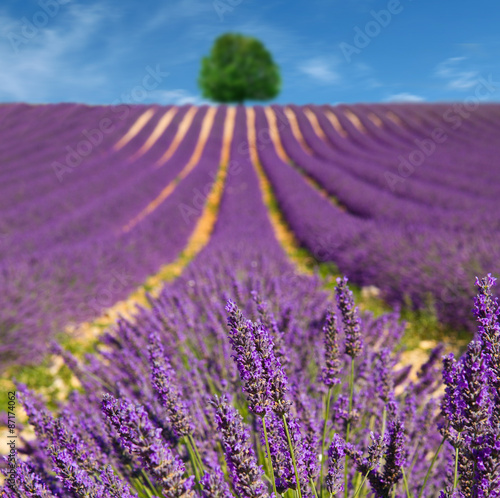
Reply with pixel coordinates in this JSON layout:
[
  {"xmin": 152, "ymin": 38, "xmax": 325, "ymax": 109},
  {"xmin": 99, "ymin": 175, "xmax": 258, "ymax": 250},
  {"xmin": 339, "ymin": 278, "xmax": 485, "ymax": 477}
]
[
  {"xmin": 1, "ymin": 103, "xmax": 500, "ymax": 364},
  {"xmin": 2, "ymin": 103, "xmax": 500, "ymax": 496}
]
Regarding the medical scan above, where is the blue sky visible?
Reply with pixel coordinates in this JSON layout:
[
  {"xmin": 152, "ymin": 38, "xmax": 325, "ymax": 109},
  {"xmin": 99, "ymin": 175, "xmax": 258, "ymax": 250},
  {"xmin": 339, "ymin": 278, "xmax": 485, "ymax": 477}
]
[{"xmin": 1, "ymin": 0, "xmax": 499, "ymax": 105}]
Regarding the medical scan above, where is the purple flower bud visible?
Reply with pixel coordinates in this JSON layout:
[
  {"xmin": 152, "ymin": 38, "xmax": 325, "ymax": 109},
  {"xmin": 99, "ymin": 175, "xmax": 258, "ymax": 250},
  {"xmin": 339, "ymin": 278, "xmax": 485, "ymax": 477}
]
[
  {"xmin": 383, "ymin": 418, "xmax": 407, "ymax": 484},
  {"xmin": 225, "ymin": 301, "xmax": 290, "ymax": 417},
  {"xmin": 2, "ymin": 458, "xmax": 56, "ymax": 497},
  {"xmin": 200, "ymin": 467, "xmax": 233, "ymax": 498},
  {"xmin": 321, "ymin": 311, "xmax": 341, "ymax": 387},
  {"xmin": 335, "ymin": 277, "xmax": 363, "ymax": 358},
  {"xmin": 225, "ymin": 300, "xmax": 269, "ymax": 416},
  {"xmin": 148, "ymin": 332, "xmax": 194, "ymax": 437},
  {"xmin": 325, "ymin": 434, "xmax": 346, "ymax": 494},
  {"xmin": 50, "ymin": 447, "xmax": 106, "ymax": 497},
  {"xmin": 211, "ymin": 395, "xmax": 269, "ymax": 498},
  {"xmin": 102, "ymin": 393, "xmax": 195, "ymax": 497},
  {"xmin": 374, "ymin": 348, "xmax": 396, "ymax": 411}
]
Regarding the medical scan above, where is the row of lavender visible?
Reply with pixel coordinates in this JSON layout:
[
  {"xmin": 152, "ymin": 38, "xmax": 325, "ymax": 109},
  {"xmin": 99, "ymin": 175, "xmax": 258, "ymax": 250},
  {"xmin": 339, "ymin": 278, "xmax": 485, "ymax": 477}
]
[
  {"xmin": 3, "ymin": 108, "xmax": 499, "ymax": 496},
  {"xmin": 255, "ymin": 104, "xmax": 500, "ymax": 328},
  {"xmin": 0, "ymin": 103, "xmax": 224, "ymax": 367}
]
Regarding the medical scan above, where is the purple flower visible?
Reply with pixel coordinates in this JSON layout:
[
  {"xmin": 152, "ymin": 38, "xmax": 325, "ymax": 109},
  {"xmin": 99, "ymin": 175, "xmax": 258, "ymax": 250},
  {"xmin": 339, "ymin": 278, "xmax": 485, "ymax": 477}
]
[
  {"xmin": 441, "ymin": 353, "xmax": 467, "ymax": 437},
  {"xmin": 382, "ymin": 418, "xmax": 406, "ymax": 485},
  {"xmin": 321, "ymin": 310, "xmax": 341, "ymax": 387},
  {"xmin": 200, "ymin": 467, "xmax": 233, "ymax": 498},
  {"xmin": 473, "ymin": 274, "xmax": 500, "ymax": 339},
  {"xmin": 50, "ymin": 448, "xmax": 106, "ymax": 497},
  {"xmin": 252, "ymin": 320, "xmax": 290, "ymax": 417},
  {"xmin": 473, "ymin": 274, "xmax": 500, "ymax": 422},
  {"xmin": 211, "ymin": 395, "xmax": 269, "ymax": 498},
  {"xmin": 364, "ymin": 418, "xmax": 406, "ymax": 496},
  {"xmin": 458, "ymin": 341, "xmax": 496, "ymax": 496},
  {"xmin": 225, "ymin": 300, "xmax": 270, "ymax": 416},
  {"xmin": 335, "ymin": 277, "xmax": 363, "ymax": 358},
  {"xmin": 101, "ymin": 393, "xmax": 195, "ymax": 498},
  {"xmin": 100, "ymin": 466, "xmax": 139, "ymax": 498},
  {"xmin": 460, "ymin": 342, "xmax": 493, "ymax": 433},
  {"xmin": 2, "ymin": 459, "xmax": 56, "ymax": 498},
  {"xmin": 325, "ymin": 434, "xmax": 346, "ymax": 494},
  {"xmin": 374, "ymin": 348, "xmax": 396, "ymax": 412},
  {"xmin": 262, "ymin": 412, "xmax": 295, "ymax": 493},
  {"xmin": 226, "ymin": 300, "xmax": 290, "ymax": 417},
  {"xmin": 439, "ymin": 490, "xmax": 466, "ymax": 498},
  {"xmin": 149, "ymin": 331, "xmax": 194, "ymax": 437}
]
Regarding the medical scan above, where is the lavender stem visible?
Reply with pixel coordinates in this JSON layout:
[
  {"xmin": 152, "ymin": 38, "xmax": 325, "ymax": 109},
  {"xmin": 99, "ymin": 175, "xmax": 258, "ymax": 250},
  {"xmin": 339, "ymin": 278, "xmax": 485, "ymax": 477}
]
[
  {"xmin": 262, "ymin": 415, "xmax": 279, "ymax": 497},
  {"xmin": 417, "ymin": 435, "xmax": 446, "ymax": 498},
  {"xmin": 320, "ymin": 386, "xmax": 333, "ymax": 493},
  {"xmin": 344, "ymin": 358, "xmax": 355, "ymax": 498},
  {"xmin": 402, "ymin": 466, "xmax": 412, "ymax": 498},
  {"xmin": 282, "ymin": 414, "xmax": 303, "ymax": 498}
]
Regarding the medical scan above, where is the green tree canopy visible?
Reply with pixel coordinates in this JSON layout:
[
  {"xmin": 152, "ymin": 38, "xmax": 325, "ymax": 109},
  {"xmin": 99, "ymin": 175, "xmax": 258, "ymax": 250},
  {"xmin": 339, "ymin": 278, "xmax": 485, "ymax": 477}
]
[{"xmin": 198, "ymin": 33, "xmax": 281, "ymax": 104}]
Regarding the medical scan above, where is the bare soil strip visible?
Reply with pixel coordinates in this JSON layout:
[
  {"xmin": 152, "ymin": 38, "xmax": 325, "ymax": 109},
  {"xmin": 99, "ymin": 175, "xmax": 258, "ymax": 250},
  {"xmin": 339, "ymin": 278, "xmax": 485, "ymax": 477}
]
[
  {"xmin": 386, "ymin": 111, "xmax": 406, "ymax": 127},
  {"xmin": 303, "ymin": 107, "xmax": 328, "ymax": 140},
  {"xmin": 368, "ymin": 112, "xmax": 384, "ymax": 128},
  {"xmin": 343, "ymin": 109, "xmax": 367, "ymax": 133},
  {"xmin": 246, "ymin": 108, "xmax": 310, "ymax": 274},
  {"xmin": 283, "ymin": 106, "xmax": 314, "ymax": 153},
  {"xmin": 154, "ymin": 106, "xmax": 199, "ymax": 167},
  {"xmin": 131, "ymin": 107, "xmax": 178, "ymax": 160},
  {"xmin": 122, "ymin": 106, "xmax": 218, "ymax": 233},
  {"xmin": 324, "ymin": 109, "xmax": 348, "ymax": 138},
  {"xmin": 114, "ymin": 108, "xmax": 156, "ymax": 150},
  {"xmin": 275, "ymin": 107, "xmax": 347, "ymax": 209},
  {"xmin": 262, "ymin": 106, "xmax": 290, "ymax": 162}
]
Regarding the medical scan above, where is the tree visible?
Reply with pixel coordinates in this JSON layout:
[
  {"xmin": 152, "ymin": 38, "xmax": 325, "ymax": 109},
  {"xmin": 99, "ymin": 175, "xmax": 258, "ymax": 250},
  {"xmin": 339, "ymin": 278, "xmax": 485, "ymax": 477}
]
[{"xmin": 198, "ymin": 33, "xmax": 281, "ymax": 104}]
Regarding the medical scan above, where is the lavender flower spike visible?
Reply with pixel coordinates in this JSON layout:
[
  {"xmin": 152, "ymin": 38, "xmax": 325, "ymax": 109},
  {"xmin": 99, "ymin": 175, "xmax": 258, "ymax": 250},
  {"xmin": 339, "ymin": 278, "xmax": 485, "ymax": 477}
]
[
  {"xmin": 102, "ymin": 393, "xmax": 195, "ymax": 498},
  {"xmin": 335, "ymin": 277, "xmax": 363, "ymax": 358},
  {"xmin": 473, "ymin": 274, "xmax": 500, "ymax": 421},
  {"xmin": 325, "ymin": 434, "xmax": 346, "ymax": 495},
  {"xmin": 200, "ymin": 467, "xmax": 233, "ymax": 498},
  {"xmin": 211, "ymin": 395, "xmax": 269, "ymax": 498},
  {"xmin": 321, "ymin": 310, "xmax": 341, "ymax": 387},
  {"xmin": 149, "ymin": 331, "xmax": 194, "ymax": 437},
  {"xmin": 382, "ymin": 418, "xmax": 406, "ymax": 491},
  {"xmin": 2, "ymin": 458, "xmax": 57, "ymax": 498},
  {"xmin": 225, "ymin": 300, "xmax": 269, "ymax": 416},
  {"xmin": 101, "ymin": 465, "xmax": 139, "ymax": 498},
  {"xmin": 50, "ymin": 447, "xmax": 106, "ymax": 497},
  {"xmin": 374, "ymin": 348, "xmax": 396, "ymax": 412}
]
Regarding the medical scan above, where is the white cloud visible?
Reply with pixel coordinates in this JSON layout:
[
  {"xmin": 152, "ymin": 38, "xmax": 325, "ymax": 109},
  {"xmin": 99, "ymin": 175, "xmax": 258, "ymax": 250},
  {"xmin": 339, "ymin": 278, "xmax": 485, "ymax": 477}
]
[
  {"xmin": 385, "ymin": 93, "xmax": 425, "ymax": 102},
  {"xmin": 0, "ymin": 3, "xmax": 109, "ymax": 102},
  {"xmin": 144, "ymin": 0, "xmax": 214, "ymax": 32},
  {"xmin": 298, "ymin": 57, "xmax": 340, "ymax": 84},
  {"xmin": 149, "ymin": 89, "xmax": 209, "ymax": 105},
  {"xmin": 435, "ymin": 56, "xmax": 479, "ymax": 90}
]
